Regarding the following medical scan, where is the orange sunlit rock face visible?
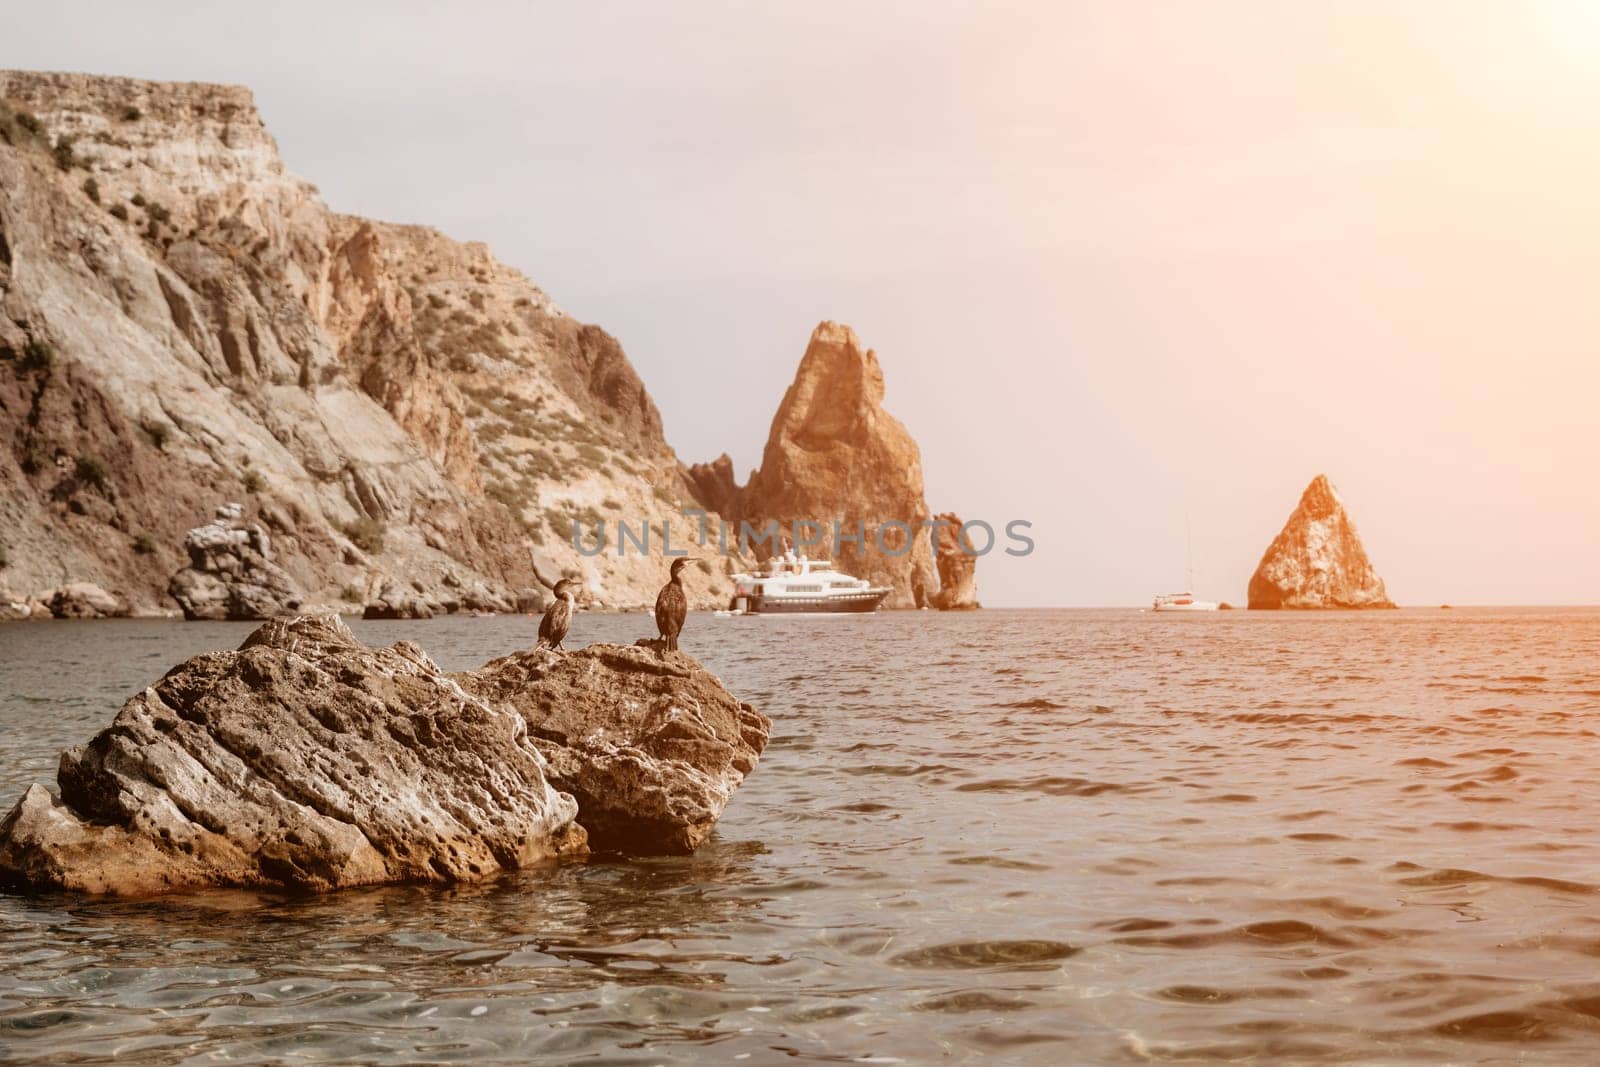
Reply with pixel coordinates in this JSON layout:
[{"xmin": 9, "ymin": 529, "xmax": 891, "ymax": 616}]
[
  {"xmin": 691, "ymin": 321, "xmax": 942, "ymax": 609},
  {"xmin": 1248, "ymin": 474, "xmax": 1395, "ymax": 609}
]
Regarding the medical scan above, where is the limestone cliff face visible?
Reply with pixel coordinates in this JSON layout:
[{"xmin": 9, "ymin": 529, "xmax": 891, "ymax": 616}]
[
  {"xmin": 710, "ymin": 322, "xmax": 941, "ymax": 609},
  {"xmin": 1248, "ymin": 475, "xmax": 1396, "ymax": 609},
  {"xmin": 0, "ymin": 71, "xmax": 732, "ymax": 612}
]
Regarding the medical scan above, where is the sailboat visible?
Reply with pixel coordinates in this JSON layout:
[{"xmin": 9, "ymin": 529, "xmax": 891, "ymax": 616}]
[{"xmin": 1152, "ymin": 513, "xmax": 1219, "ymax": 612}]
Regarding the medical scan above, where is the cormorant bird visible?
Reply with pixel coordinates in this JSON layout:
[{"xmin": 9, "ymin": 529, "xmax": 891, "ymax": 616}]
[
  {"xmin": 537, "ymin": 578, "xmax": 580, "ymax": 651},
  {"xmin": 654, "ymin": 557, "xmax": 697, "ymax": 652}
]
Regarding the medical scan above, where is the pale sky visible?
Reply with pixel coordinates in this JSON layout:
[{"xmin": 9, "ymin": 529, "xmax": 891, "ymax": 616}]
[{"xmin": 6, "ymin": 2, "xmax": 1599, "ymax": 606}]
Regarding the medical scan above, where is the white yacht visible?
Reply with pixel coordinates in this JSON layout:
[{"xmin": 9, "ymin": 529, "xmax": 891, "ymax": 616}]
[
  {"xmin": 1151, "ymin": 591, "xmax": 1219, "ymax": 612},
  {"xmin": 1152, "ymin": 513, "xmax": 1218, "ymax": 612},
  {"xmin": 729, "ymin": 553, "xmax": 891, "ymax": 614}
]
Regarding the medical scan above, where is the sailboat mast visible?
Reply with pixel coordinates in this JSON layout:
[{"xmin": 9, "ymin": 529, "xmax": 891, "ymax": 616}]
[{"xmin": 1186, "ymin": 512, "xmax": 1194, "ymax": 592}]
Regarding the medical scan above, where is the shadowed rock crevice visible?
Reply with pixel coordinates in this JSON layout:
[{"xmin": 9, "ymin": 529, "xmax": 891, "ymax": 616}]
[{"xmin": 0, "ymin": 614, "xmax": 767, "ymax": 896}]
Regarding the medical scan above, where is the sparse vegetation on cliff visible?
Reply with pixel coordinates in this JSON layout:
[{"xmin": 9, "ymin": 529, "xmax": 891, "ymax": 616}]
[
  {"xmin": 74, "ymin": 455, "xmax": 110, "ymax": 491},
  {"xmin": 132, "ymin": 533, "xmax": 157, "ymax": 555},
  {"xmin": 343, "ymin": 518, "xmax": 387, "ymax": 554},
  {"xmin": 51, "ymin": 136, "xmax": 78, "ymax": 171},
  {"xmin": 20, "ymin": 339, "xmax": 54, "ymax": 372},
  {"xmin": 0, "ymin": 101, "xmax": 45, "ymax": 150},
  {"xmin": 523, "ymin": 447, "xmax": 569, "ymax": 481},
  {"xmin": 484, "ymin": 481, "xmax": 526, "ymax": 513}
]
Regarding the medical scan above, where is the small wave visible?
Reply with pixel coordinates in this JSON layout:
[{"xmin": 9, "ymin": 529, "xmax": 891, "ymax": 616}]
[
  {"xmin": 1432, "ymin": 1009, "xmax": 1557, "ymax": 1042},
  {"xmin": 948, "ymin": 855, "xmax": 1050, "ymax": 872},
  {"xmin": 1395, "ymin": 866, "xmax": 1496, "ymax": 887},
  {"xmin": 1277, "ymin": 809, "xmax": 1334, "ymax": 822},
  {"xmin": 914, "ymin": 991, "xmax": 1036, "ymax": 1013},
  {"xmin": 841, "ymin": 763, "xmax": 967, "ymax": 779},
  {"xmin": 954, "ymin": 775, "xmax": 1131, "ymax": 797},
  {"xmin": 892, "ymin": 939, "xmax": 1079, "ymax": 970},
  {"xmin": 1113, "ymin": 919, "xmax": 1357, "ymax": 949},
  {"xmin": 1395, "ymin": 866, "xmax": 1598, "ymax": 895},
  {"xmin": 1096, "ymin": 917, "xmax": 1173, "ymax": 932},
  {"xmin": 1155, "ymin": 984, "xmax": 1304, "ymax": 1004}
]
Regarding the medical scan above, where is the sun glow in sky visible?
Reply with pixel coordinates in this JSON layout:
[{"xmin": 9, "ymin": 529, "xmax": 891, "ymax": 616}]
[{"xmin": 5, "ymin": 1, "xmax": 1599, "ymax": 605}]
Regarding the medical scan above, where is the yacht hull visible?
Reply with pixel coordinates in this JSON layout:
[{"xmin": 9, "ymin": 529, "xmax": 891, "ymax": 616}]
[{"xmin": 745, "ymin": 589, "xmax": 890, "ymax": 614}]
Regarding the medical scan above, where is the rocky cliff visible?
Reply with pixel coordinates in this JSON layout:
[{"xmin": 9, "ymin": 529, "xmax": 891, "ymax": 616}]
[
  {"xmin": 691, "ymin": 322, "xmax": 946, "ymax": 609},
  {"xmin": 1248, "ymin": 474, "xmax": 1396, "ymax": 609},
  {"xmin": 0, "ymin": 71, "xmax": 735, "ymax": 614}
]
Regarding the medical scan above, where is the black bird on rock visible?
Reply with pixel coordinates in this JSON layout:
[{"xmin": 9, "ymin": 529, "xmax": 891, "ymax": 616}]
[
  {"xmin": 537, "ymin": 578, "xmax": 580, "ymax": 651},
  {"xmin": 654, "ymin": 557, "xmax": 697, "ymax": 652}
]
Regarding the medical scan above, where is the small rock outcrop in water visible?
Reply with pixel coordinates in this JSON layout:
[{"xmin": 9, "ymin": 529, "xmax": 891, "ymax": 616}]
[
  {"xmin": 1247, "ymin": 475, "xmax": 1396, "ymax": 610},
  {"xmin": 46, "ymin": 583, "xmax": 131, "ymax": 619},
  {"xmin": 462, "ymin": 643, "xmax": 771, "ymax": 854},
  {"xmin": 0, "ymin": 583, "xmax": 130, "ymax": 620},
  {"xmin": 0, "ymin": 615, "xmax": 768, "ymax": 895},
  {"xmin": 168, "ymin": 504, "xmax": 302, "ymax": 621},
  {"xmin": 362, "ymin": 581, "xmax": 437, "ymax": 620},
  {"xmin": 929, "ymin": 512, "xmax": 981, "ymax": 611}
]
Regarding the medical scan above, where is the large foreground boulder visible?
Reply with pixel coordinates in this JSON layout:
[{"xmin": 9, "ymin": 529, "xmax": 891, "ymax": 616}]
[
  {"xmin": 168, "ymin": 503, "xmax": 303, "ymax": 621},
  {"xmin": 1248, "ymin": 475, "xmax": 1396, "ymax": 609},
  {"xmin": 463, "ymin": 642, "xmax": 772, "ymax": 854},
  {"xmin": 0, "ymin": 615, "xmax": 586, "ymax": 894},
  {"xmin": 0, "ymin": 614, "xmax": 768, "ymax": 895}
]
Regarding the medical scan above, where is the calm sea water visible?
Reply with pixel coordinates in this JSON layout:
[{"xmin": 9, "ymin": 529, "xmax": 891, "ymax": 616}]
[{"xmin": 3, "ymin": 608, "xmax": 1600, "ymax": 1063}]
